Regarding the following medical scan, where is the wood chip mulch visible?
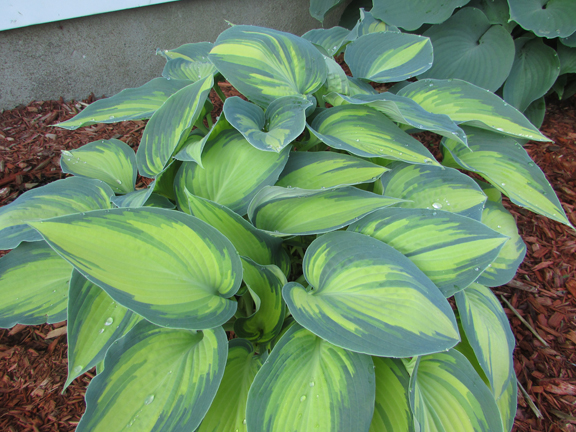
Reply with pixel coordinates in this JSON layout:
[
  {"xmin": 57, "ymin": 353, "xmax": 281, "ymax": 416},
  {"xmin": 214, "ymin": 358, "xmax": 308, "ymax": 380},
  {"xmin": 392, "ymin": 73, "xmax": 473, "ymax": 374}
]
[{"xmin": 0, "ymin": 87, "xmax": 575, "ymax": 432}]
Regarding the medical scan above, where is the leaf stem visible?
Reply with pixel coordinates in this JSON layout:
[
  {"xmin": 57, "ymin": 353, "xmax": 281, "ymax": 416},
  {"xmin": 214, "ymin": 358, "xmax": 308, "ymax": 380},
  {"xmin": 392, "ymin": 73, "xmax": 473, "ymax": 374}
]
[
  {"xmin": 213, "ymin": 83, "xmax": 227, "ymax": 103},
  {"xmin": 194, "ymin": 121, "xmax": 209, "ymax": 135}
]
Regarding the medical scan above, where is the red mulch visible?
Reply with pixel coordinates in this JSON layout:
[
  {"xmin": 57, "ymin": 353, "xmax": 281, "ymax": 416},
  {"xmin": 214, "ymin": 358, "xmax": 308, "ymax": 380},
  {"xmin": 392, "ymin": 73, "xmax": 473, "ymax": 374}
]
[{"xmin": 0, "ymin": 85, "xmax": 575, "ymax": 431}]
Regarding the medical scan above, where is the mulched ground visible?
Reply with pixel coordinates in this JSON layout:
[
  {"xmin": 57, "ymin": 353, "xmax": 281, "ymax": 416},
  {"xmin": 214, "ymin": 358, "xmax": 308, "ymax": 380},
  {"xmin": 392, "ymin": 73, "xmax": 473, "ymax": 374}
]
[{"xmin": 0, "ymin": 86, "xmax": 575, "ymax": 431}]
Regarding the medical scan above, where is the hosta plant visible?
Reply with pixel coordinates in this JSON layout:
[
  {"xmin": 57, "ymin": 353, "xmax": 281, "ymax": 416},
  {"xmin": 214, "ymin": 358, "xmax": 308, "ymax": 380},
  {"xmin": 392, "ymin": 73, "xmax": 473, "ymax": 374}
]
[{"xmin": 0, "ymin": 20, "xmax": 573, "ymax": 432}]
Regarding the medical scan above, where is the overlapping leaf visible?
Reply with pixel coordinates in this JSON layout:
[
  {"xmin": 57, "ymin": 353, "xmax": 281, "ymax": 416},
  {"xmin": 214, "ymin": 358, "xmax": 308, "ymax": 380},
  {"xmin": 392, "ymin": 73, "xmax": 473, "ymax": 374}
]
[
  {"xmin": 159, "ymin": 42, "xmax": 217, "ymax": 82},
  {"xmin": 309, "ymin": 0, "xmax": 346, "ymax": 23},
  {"xmin": 302, "ymin": 26, "xmax": 352, "ymax": 56},
  {"xmin": 350, "ymin": 9, "xmax": 400, "ymax": 37},
  {"xmin": 497, "ymin": 374, "xmax": 518, "ymax": 432},
  {"xmin": 29, "ymin": 208, "xmax": 242, "ymax": 330},
  {"xmin": 509, "ymin": 0, "xmax": 576, "ymax": 38},
  {"xmin": 283, "ymin": 231, "xmax": 459, "ymax": 357},
  {"xmin": 371, "ymin": 0, "xmax": 471, "ymax": 30}
]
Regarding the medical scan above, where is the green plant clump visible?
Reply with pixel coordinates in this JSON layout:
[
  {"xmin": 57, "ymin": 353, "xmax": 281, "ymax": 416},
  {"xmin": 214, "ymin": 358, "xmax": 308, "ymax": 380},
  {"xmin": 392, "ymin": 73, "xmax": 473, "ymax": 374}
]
[{"xmin": 0, "ymin": 18, "xmax": 573, "ymax": 432}]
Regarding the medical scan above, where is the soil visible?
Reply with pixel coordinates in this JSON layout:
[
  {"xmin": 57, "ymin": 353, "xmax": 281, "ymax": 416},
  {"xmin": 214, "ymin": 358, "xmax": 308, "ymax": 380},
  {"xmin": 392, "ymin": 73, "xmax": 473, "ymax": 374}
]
[{"xmin": 0, "ymin": 85, "xmax": 575, "ymax": 432}]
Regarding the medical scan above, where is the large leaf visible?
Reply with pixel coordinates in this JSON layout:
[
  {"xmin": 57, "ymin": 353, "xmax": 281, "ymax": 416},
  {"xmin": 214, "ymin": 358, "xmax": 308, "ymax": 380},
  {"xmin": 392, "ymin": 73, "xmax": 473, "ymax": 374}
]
[
  {"xmin": 378, "ymin": 162, "xmax": 488, "ymax": 220},
  {"xmin": 371, "ymin": 0, "xmax": 471, "ymax": 31},
  {"xmin": 60, "ymin": 139, "xmax": 137, "ymax": 194},
  {"xmin": 65, "ymin": 270, "xmax": 140, "ymax": 389},
  {"xmin": 455, "ymin": 283, "xmax": 515, "ymax": 399},
  {"xmin": 348, "ymin": 208, "xmax": 508, "ymax": 297},
  {"xmin": 29, "ymin": 208, "xmax": 242, "ymax": 330},
  {"xmin": 209, "ymin": 26, "xmax": 327, "ymax": 107},
  {"xmin": 503, "ymin": 37, "xmax": 560, "ymax": 112},
  {"xmin": 77, "ymin": 322, "xmax": 227, "ymax": 432},
  {"xmin": 558, "ymin": 41, "xmax": 576, "ymax": 75},
  {"xmin": 345, "ymin": 32, "xmax": 433, "ymax": 83},
  {"xmin": 410, "ymin": 349, "xmax": 505, "ymax": 432},
  {"xmin": 276, "ymin": 151, "xmax": 387, "ymax": 190},
  {"xmin": 508, "ymin": 0, "xmax": 576, "ymax": 38},
  {"xmin": 56, "ymin": 78, "xmax": 191, "ymax": 130},
  {"xmin": 398, "ymin": 79, "xmax": 550, "ymax": 141},
  {"xmin": 442, "ymin": 127, "xmax": 573, "ymax": 227},
  {"xmin": 0, "ymin": 242, "xmax": 71, "ymax": 328},
  {"xmin": 136, "ymin": 76, "xmax": 213, "ymax": 178},
  {"xmin": 283, "ymin": 231, "xmax": 459, "ymax": 357},
  {"xmin": 248, "ymin": 186, "xmax": 404, "ymax": 236},
  {"xmin": 223, "ymin": 95, "xmax": 312, "ymax": 152},
  {"xmin": 174, "ymin": 128, "xmax": 290, "ymax": 215},
  {"xmin": 420, "ymin": 7, "xmax": 514, "ymax": 91},
  {"xmin": 477, "ymin": 201, "xmax": 527, "ymax": 287},
  {"xmin": 350, "ymin": 9, "xmax": 401, "ymax": 37},
  {"xmin": 0, "ymin": 177, "xmax": 113, "ymax": 250},
  {"xmin": 198, "ymin": 339, "xmax": 265, "ymax": 432},
  {"xmin": 246, "ymin": 324, "xmax": 375, "ymax": 432},
  {"xmin": 309, "ymin": 0, "xmax": 346, "ymax": 23},
  {"xmin": 302, "ymin": 26, "xmax": 352, "ymax": 56},
  {"xmin": 309, "ymin": 105, "xmax": 441, "ymax": 165},
  {"xmin": 468, "ymin": 0, "xmax": 514, "ymax": 29},
  {"xmin": 497, "ymin": 374, "xmax": 518, "ymax": 432},
  {"xmin": 159, "ymin": 42, "xmax": 217, "ymax": 82}
]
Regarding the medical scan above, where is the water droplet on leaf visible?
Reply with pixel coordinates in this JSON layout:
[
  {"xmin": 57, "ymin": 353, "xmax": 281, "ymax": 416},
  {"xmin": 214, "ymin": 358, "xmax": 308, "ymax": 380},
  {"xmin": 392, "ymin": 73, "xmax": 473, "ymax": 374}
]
[
  {"xmin": 105, "ymin": 317, "xmax": 114, "ymax": 326},
  {"xmin": 144, "ymin": 394, "xmax": 154, "ymax": 405},
  {"xmin": 300, "ymin": 395, "xmax": 307, "ymax": 402}
]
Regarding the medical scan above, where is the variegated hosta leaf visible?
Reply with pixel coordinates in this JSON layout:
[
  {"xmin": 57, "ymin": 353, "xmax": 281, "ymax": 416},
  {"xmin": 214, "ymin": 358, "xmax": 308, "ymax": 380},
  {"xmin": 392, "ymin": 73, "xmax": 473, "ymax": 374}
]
[
  {"xmin": 309, "ymin": 105, "xmax": 441, "ymax": 166},
  {"xmin": 248, "ymin": 186, "xmax": 404, "ymax": 236},
  {"xmin": 0, "ymin": 242, "xmax": 71, "ymax": 327},
  {"xmin": 276, "ymin": 151, "xmax": 387, "ymax": 190},
  {"xmin": 0, "ymin": 177, "xmax": 114, "ymax": 250},
  {"xmin": 234, "ymin": 258, "xmax": 287, "ymax": 344},
  {"xmin": 348, "ymin": 208, "xmax": 508, "ymax": 297},
  {"xmin": 159, "ymin": 42, "xmax": 217, "ymax": 82},
  {"xmin": 442, "ymin": 127, "xmax": 573, "ymax": 227},
  {"xmin": 397, "ymin": 79, "xmax": 551, "ymax": 141},
  {"xmin": 56, "ymin": 78, "xmax": 191, "ymax": 129},
  {"xmin": 325, "ymin": 92, "xmax": 468, "ymax": 146},
  {"xmin": 420, "ymin": 7, "xmax": 515, "ymax": 92},
  {"xmin": 508, "ymin": 0, "xmax": 576, "ymax": 39},
  {"xmin": 111, "ymin": 188, "xmax": 154, "ymax": 208},
  {"xmin": 302, "ymin": 26, "xmax": 352, "ymax": 56},
  {"xmin": 380, "ymin": 162, "xmax": 488, "ymax": 220},
  {"xmin": 410, "ymin": 349, "xmax": 505, "ymax": 432},
  {"xmin": 350, "ymin": 9, "xmax": 401, "ymax": 37},
  {"xmin": 76, "ymin": 322, "xmax": 227, "ymax": 432},
  {"xmin": 345, "ymin": 32, "xmax": 433, "ymax": 83},
  {"xmin": 476, "ymin": 178, "xmax": 503, "ymax": 204},
  {"xmin": 158, "ymin": 42, "xmax": 214, "ymax": 61},
  {"xmin": 246, "ymin": 324, "xmax": 375, "ymax": 432},
  {"xmin": 371, "ymin": 0, "xmax": 470, "ymax": 31},
  {"xmin": 347, "ymin": 76, "xmax": 378, "ymax": 95},
  {"xmin": 455, "ymin": 283, "xmax": 515, "ymax": 400},
  {"xmin": 283, "ymin": 231, "xmax": 459, "ymax": 357},
  {"xmin": 370, "ymin": 357, "xmax": 415, "ymax": 432},
  {"xmin": 29, "ymin": 208, "xmax": 242, "ymax": 330},
  {"xmin": 136, "ymin": 76, "xmax": 213, "ymax": 178},
  {"xmin": 209, "ymin": 25, "xmax": 327, "ymax": 108},
  {"xmin": 477, "ymin": 201, "xmax": 527, "ymax": 287},
  {"xmin": 174, "ymin": 129, "xmax": 290, "ymax": 215},
  {"xmin": 199, "ymin": 339, "xmax": 265, "ymax": 432},
  {"xmin": 66, "ymin": 270, "xmax": 141, "ymax": 389},
  {"xmin": 320, "ymin": 55, "xmax": 350, "ymax": 95},
  {"xmin": 60, "ymin": 139, "xmax": 137, "ymax": 194},
  {"xmin": 223, "ymin": 95, "xmax": 312, "ymax": 152},
  {"xmin": 497, "ymin": 374, "xmax": 518, "ymax": 432}
]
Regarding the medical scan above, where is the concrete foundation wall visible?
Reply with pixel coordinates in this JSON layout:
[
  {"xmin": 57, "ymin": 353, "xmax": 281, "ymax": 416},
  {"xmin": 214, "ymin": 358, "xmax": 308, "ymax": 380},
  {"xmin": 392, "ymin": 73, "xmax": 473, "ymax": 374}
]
[{"xmin": 0, "ymin": 0, "xmax": 349, "ymax": 110}]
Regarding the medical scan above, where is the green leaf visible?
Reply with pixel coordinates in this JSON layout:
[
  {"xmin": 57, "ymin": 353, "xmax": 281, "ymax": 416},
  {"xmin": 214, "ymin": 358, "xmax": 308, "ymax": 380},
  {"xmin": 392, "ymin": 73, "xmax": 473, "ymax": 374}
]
[
  {"xmin": 455, "ymin": 283, "xmax": 515, "ymax": 399},
  {"xmin": 477, "ymin": 201, "xmax": 527, "ymax": 287},
  {"xmin": 302, "ymin": 26, "xmax": 352, "ymax": 56},
  {"xmin": 503, "ymin": 37, "xmax": 560, "ymax": 112},
  {"xmin": 370, "ymin": 357, "xmax": 415, "ymax": 432},
  {"xmin": 246, "ymin": 324, "xmax": 375, "ymax": 432},
  {"xmin": 283, "ymin": 231, "xmax": 459, "ymax": 357},
  {"xmin": 77, "ymin": 322, "xmax": 227, "ymax": 432},
  {"xmin": 209, "ymin": 26, "xmax": 327, "ymax": 107},
  {"xmin": 174, "ymin": 129, "xmax": 290, "ymax": 215},
  {"xmin": 508, "ymin": 0, "xmax": 576, "ymax": 38},
  {"xmin": 198, "ymin": 339, "xmax": 265, "ymax": 432},
  {"xmin": 0, "ymin": 177, "xmax": 114, "ymax": 250},
  {"xmin": 0, "ymin": 242, "xmax": 71, "ymax": 328},
  {"xmin": 65, "ymin": 270, "xmax": 140, "ymax": 389},
  {"xmin": 420, "ymin": 8, "xmax": 515, "ymax": 92},
  {"xmin": 234, "ymin": 258, "xmax": 287, "ymax": 344},
  {"xmin": 29, "ymin": 208, "xmax": 242, "ymax": 330},
  {"xmin": 558, "ymin": 41, "xmax": 576, "ymax": 75},
  {"xmin": 160, "ymin": 42, "xmax": 217, "ymax": 82},
  {"xmin": 561, "ymin": 31, "xmax": 576, "ymax": 47},
  {"xmin": 468, "ymin": 0, "xmax": 514, "ymax": 30},
  {"xmin": 110, "ymin": 188, "xmax": 153, "ymax": 208},
  {"xmin": 410, "ymin": 349, "xmax": 505, "ymax": 432},
  {"xmin": 56, "ymin": 78, "xmax": 191, "ymax": 130},
  {"xmin": 371, "ymin": 0, "xmax": 471, "ymax": 31},
  {"xmin": 379, "ymin": 162, "xmax": 488, "ymax": 220},
  {"xmin": 442, "ymin": 126, "xmax": 573, "ymax": 227},
  {"xmin": 523, "ymin": 97, "xmax": 546, "ymax": 129},
  {"xmin": 158, "ymin": 42, "xmax": 214, "ymax": 61},
  {"xmin": 136, "ymin": 76, "xmax": 213, "ymax": 178},
  {"xmin": 60, "ymin": 139, "xmax": 137, "ymax": 194},
  {"xmin": 276, "ymin": 151, "xmax": 387, "ymax": 190},
  {"xmin": 398, "ymin": 79, "xmax": 551, "ymax": 141},
  {"xmin": 309, "ymin": 105, "xmax": 441, "ymax": 165},
  {"xmin": 350, "ymin": 9, "xmax": 401, "ymax": 37},
  {"xmin": 224, "ymin": 95, "xmax": 312, "ymax": 152},
  {"xmin": 248, "ymin": 186, "xmax": 404, "ymax": 236},
  {"xmin": 345, "ymin": 32, "xmax": 433, "ymax": 83},
  {"xmin": 320, "ymin": 55, "xmax": 351, "ymax": 95},
  {"xmin": 497, "ymin": 374, "xmax": 518, "ymax": 432},
  {"xmin": 348, "ymin": 208, "xmax": 508, "ymax": 297}
]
